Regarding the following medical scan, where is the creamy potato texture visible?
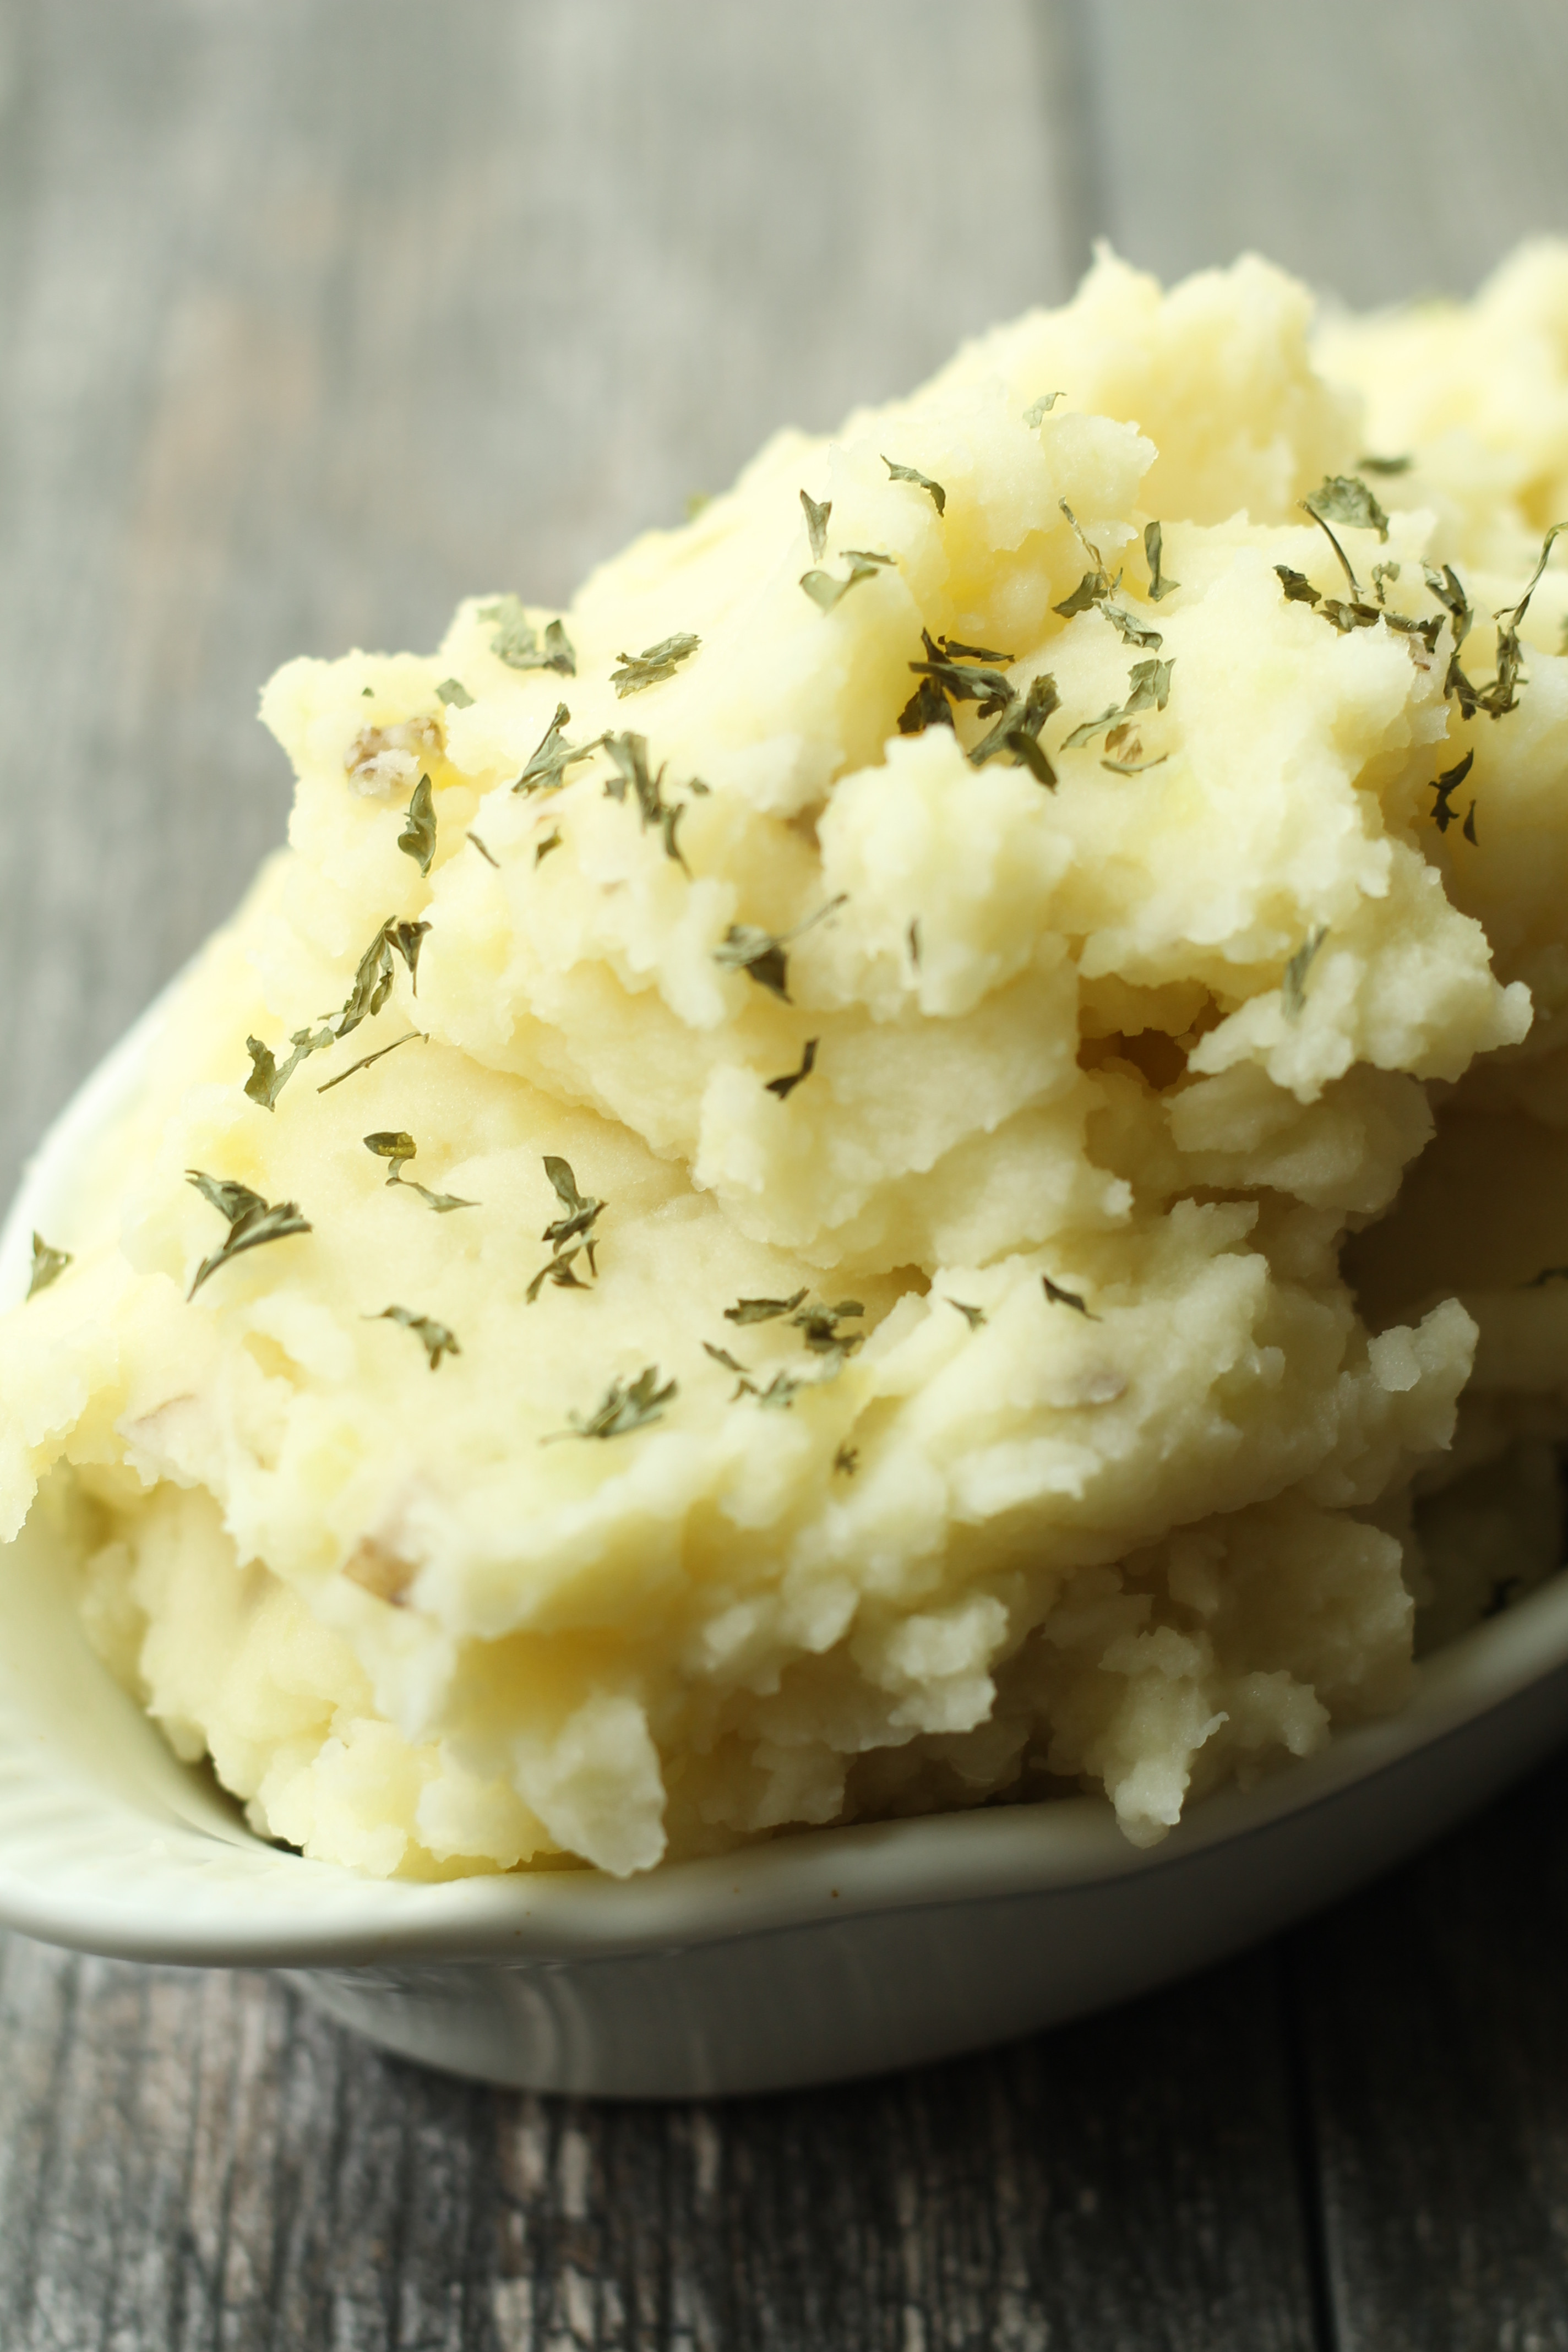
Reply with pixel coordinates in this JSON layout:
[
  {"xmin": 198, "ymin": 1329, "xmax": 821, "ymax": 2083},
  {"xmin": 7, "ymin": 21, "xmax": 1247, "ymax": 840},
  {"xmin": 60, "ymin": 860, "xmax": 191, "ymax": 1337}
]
[{"xmin": 8, "ymin": 245, "xmax": 1568, "ymax": 1877}]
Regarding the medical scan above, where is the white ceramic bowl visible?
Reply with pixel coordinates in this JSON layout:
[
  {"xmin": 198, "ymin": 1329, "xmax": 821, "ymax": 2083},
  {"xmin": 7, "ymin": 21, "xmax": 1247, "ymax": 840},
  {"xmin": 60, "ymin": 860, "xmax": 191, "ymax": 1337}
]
[{"xmin": 2, "ymin": 1000, "xmax": 1566, "ymax": 2099}]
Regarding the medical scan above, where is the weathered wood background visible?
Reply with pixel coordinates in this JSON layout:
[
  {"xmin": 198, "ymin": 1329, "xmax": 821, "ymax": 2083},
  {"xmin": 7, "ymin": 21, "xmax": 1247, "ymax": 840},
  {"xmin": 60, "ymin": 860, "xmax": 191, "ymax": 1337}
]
[{"xmin": 3, "ymin": 2, "xmax": 1568, "ymax": 2343}]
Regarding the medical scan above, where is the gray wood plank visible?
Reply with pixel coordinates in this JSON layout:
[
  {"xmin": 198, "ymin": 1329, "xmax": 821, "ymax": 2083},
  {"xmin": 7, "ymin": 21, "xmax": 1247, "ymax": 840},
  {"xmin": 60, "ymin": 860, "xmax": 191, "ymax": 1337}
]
[
  {"xmin": 0, "ymin": 1939, "xmax": 1318, "ymax": 2351},
  {"xmin": 1058, "ymin": 0, "xmax": 1568, "ymax": 303},
  {"xmin": 0, "ymin": 0, "xmax": 1071, "ymax": 1213},
  {"xmin": 1292, "ymin": 1749, "xmax": 1568, "ymax": 2352}
]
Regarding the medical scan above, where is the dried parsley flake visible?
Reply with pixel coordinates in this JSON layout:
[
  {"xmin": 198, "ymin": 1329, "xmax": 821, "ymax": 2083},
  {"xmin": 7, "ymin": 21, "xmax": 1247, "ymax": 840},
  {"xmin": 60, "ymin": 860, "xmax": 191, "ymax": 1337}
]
[
  {"xmin": 713, "ymin": 895, "xmax": 846, "ymax": 1002},
  {"xmin": 765, "ymin": 1037, "xmax": 819, "ymax": 1101},
  {"xmin": 610, "ymin": 633, "xmax": 700, "ymax": 697},
  {"xmin": 364, "ymin": 1130, "xmax": 475, "ymax": 1213},
  {"xmin": 549, "ymin": 1366, "xmax": 676, "ymax": 1441},
  {"xmin": 479, "ymin": 596, "xmax": 576, "ymax": 676},
  {"xmin": 1052, "ymin": 500, "xmax": 1116, "ymax": 617},
  {"xmin": 514, "ymin": 704, "xmax": 605, "ymax": 795},
  {"xmin": 801, "ymin": 489, "xmax": 831, "ymax": 563},
  {"xmin": 1145, "ymin": 521, "xmax": 1179, "ymax": 602},
  {"xmin": 968, "ymin": 673, "xmax": 1060, "ymax": 786},
  {"xmin": 245, "ymin": 1024, "xmax": 334, "ymax": 1110},
  {"xmin": 542, "ymin": 1156, "xmax": 604, "ymax": 1268},
  {"xmin": 801, "ymin": 560, "xmax": 882, "ymax": 614},
  {"xmin": 26, "ymin": 1233, "xmax": 70, "ymax": 1298},
  {"xmin": 374, "ymin": 1305, "xmax": 460, "ymax": 1369},
  {"xmin": 725, "ymin": 1290, "xmax": 808, "ymax": 1326},
  {"xmin": 317, "ymin": 1029, "xmax": 426, "ymax": 1095},
  {"xmin": 1282, "ymin": 925, "xmax": 1329, "ymax": 1018},
  {"xmin": 1042, "ymin": 1274, "xmax": 1097, "ymax": 1319},
  {"xmin": 1429, "ymin": 749, "xmax": 1475, "ymax": 834},
  {"xmin": 186, "ymin": 1172, "xmax": 311, "ymax": 1299},
  {"xmin": 398, "ymin": 774, "xmax": 437, "ymax": 875},
  {"xmin": 883, "ymin": 456, "xmax": 946, "ymax": 516}
]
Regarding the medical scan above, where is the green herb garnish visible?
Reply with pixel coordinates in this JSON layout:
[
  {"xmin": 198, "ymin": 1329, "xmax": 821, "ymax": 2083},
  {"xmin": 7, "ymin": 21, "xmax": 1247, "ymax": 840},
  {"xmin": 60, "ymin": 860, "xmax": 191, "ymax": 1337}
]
[
  {"xmin": 333, "ymin": 918, "xmax": 431, "ymax": 1042},
  {"xmin": 738, "ymin": 1369, "xmax": 807, "ymax": 1409},
  {"xmin": 364, "ymin": 1130, "xmax": 476, "ymax": 1213},
  {"xmin": 1282, "ymin": 926, "xmax": 1328, "ymax": 1018},
  {"xmin": 1063, "ymin": 658, "xmax": 1173, "ymax": 750},
  {"xmin": 389, "ymin": 919, "xmax": 432, "ymax": 994},
  {"xmin": 398, "ymin": 774, "xmax": 437, "ymax": 875},
  {"xmin": 1276, "ymin": 566, "xmax": 1320, "ymax": 606},
  {"xmin": 1042, "ymin": 1274, "xmax": 1097, "ymax": 1319},
  {"xmin": 317, "ymin": 1029, "xmax": 426, "ymax": 1094},
  {"xmin": 713, "ymin": 895, "xmax": 846, "ymax": 1001},
  {"xmin": 1053, "ymin": 500, "xmax": 1115, "ymax": 617},
  {"xmin": 947, "ymin": 1299, "xmax": 986, "ymax": 1329},
  {"xmin": 725, "ymin": 1290, "xmax": 807, "ymax": 1326},
  {"xmin": 436, "ymin": 678, "xmax": 474, "ymax": 708},
  {"xmin": 479, "ymin": 597, "xmax": 576, "ymax": 676},
  {"xmin": 882, "ymin": 456, "xmax": 946, "ymax": 515},
  {"xmin": 1429, "ymin": 749, "xmax": 1474, "ymax": 834},
  {"xmin": 245, "ymin": 1024, "xmax": 334, "ymax": 1110},
  {"xmin": 1099, "ymin": 720, "xmax": 1167, "ymax": 775},
  {"xmin": 1101, "ymin": 605, "xmax": 1163, "ymax": 650},
  {"xmin": 898, "ymin": 674, "xmax": 955, "ymax": 734},
  {"xmin": 801, "ymin": 559, "xmax": 882, "ymax": 614},
  {"xmin": 186, "ymin": 1172, "xmax": 311, "ymax": 1299},
  {"xmin": 373, "ymin": 1306, "xmax": 460, "ymax": 1369},
  {"xmin": 535, "ymin": 829, "xmax": 562, "ymax": 866},
  {"xmin": 610, "ymin": 633, "xmax": 700, "ymax": 697},
  {"xmin": 514, "ymin": 704, "xmax": 605, "ymax": 795},
  {"xmin": 1022, "ymin": 391, "xmax": 1064, "ymax": 426},
  {"xmin": 1526, "ymin": 1266, "xmax": 1568, "ymax": 1288},
  {"xmin": 364, "ymin": 1129, "xmax": 417, "ymax": 1172},
  {"xmin": 1471, "ymin": 521, "xmax": 1568, "ymax": 720},
  {"xmin": 467, "ymin": 831, "xmax": 499, "ymax": 867},
  {"xmin": 906, "ymin": 631, "xmax": 1014, "ymax": 716},
  {"xmin": 542, "ymin": 1156, "xmax": 604, "ymax": 1269},
  {"xmin": 833, "ymin": 1441, "xmax": 859, "ymax": 1476},
  {"xmin": 801, "ymin": 489, "xmax": 831, "ymax": 563},
  {"xmin": 1359, "ymin": 454, "xmax": 1414, "ymax": 476},
  {"xmin": 765, "ymin": 1037, "xmax": 819, "ymax": 1102},
  {"xmin": 26, "ymin": 1234, "xmax": 70, "ymax": 1298},
  {"xmin": 1298, "ymin": 475, "xmax": 1387, "ymax": 604},
  {"xmin": 548, "ymin": 1366, "xmax": 676, "ymax": 1441},
  {"xmin": 525, "ymin": 1248, "xmax": 591, "ymax": 1303},
  {"xmin": 792, "ymin": 1299, "xmax": 864, "ymax": 1355},
  {"xmin": 1145, "ymin": 521, "xmax": 1179, "ymax": 602},
  {"xmin": 602, "ymin": 732, "xmax": 690, "ymax": 868},
  {"xmin": 968, "ymin": 673, "xmax": 1060, "ymax": 785},
  {"xmin": 335, "ymin": 924, "xmax": 398, "ymax": 1039}
]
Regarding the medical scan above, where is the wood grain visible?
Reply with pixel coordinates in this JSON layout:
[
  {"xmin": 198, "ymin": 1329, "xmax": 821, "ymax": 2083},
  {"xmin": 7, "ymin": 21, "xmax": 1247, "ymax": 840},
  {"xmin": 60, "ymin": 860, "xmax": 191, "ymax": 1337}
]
[
  {"xmin": 0, "ymin": 1937, "xmax": 1319, "ymax": 2352},
  {"xmin": 1295, "ymin": 1747, "xmax": 1568, "ymax": 2352}
]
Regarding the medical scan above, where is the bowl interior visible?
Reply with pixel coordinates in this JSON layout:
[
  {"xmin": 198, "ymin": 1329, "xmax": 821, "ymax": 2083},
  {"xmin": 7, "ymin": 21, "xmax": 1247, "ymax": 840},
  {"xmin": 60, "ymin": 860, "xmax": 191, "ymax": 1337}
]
[{"xmin": 4, "ymin": 993, "xmax": 1568, "ymax": 1972}]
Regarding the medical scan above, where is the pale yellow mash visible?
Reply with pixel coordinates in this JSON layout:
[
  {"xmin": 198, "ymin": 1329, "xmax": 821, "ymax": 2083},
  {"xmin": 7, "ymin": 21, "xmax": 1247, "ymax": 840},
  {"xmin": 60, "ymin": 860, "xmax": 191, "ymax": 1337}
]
[{"xmin": 7, "ymin": 243, "xmax": 1568, "ymax": 1877}]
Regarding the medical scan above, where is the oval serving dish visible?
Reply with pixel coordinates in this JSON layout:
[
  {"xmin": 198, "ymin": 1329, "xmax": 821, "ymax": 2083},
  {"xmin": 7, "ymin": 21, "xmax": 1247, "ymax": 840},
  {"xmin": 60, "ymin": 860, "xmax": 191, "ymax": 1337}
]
[{"xmin": 1, "ymin": 997, "xmax": 1566, "ymax": 2100}]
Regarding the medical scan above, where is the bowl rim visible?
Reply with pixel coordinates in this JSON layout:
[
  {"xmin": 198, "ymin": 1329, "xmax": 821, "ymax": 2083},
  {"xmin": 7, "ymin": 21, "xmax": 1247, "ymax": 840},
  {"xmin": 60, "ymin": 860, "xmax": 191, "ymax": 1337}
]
[{"xmin": 3, "ymin": 987, "xmax": 1566, "ymax": 1970}]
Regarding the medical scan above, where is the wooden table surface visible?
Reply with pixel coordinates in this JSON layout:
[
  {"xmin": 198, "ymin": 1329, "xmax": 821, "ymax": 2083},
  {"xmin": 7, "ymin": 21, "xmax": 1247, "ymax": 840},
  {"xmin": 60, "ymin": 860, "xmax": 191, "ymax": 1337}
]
[{"xmin": 4, "ymin": 4, "xmax": 1568, "ymax": 2343}]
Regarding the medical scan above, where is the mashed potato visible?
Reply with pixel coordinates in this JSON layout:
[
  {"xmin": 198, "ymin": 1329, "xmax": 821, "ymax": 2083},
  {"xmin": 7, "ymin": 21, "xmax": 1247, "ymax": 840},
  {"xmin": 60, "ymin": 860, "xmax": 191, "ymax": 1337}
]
[{"xmin": 7, "ymin": 244, "xmax": 1568, "ymax": 1878}]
